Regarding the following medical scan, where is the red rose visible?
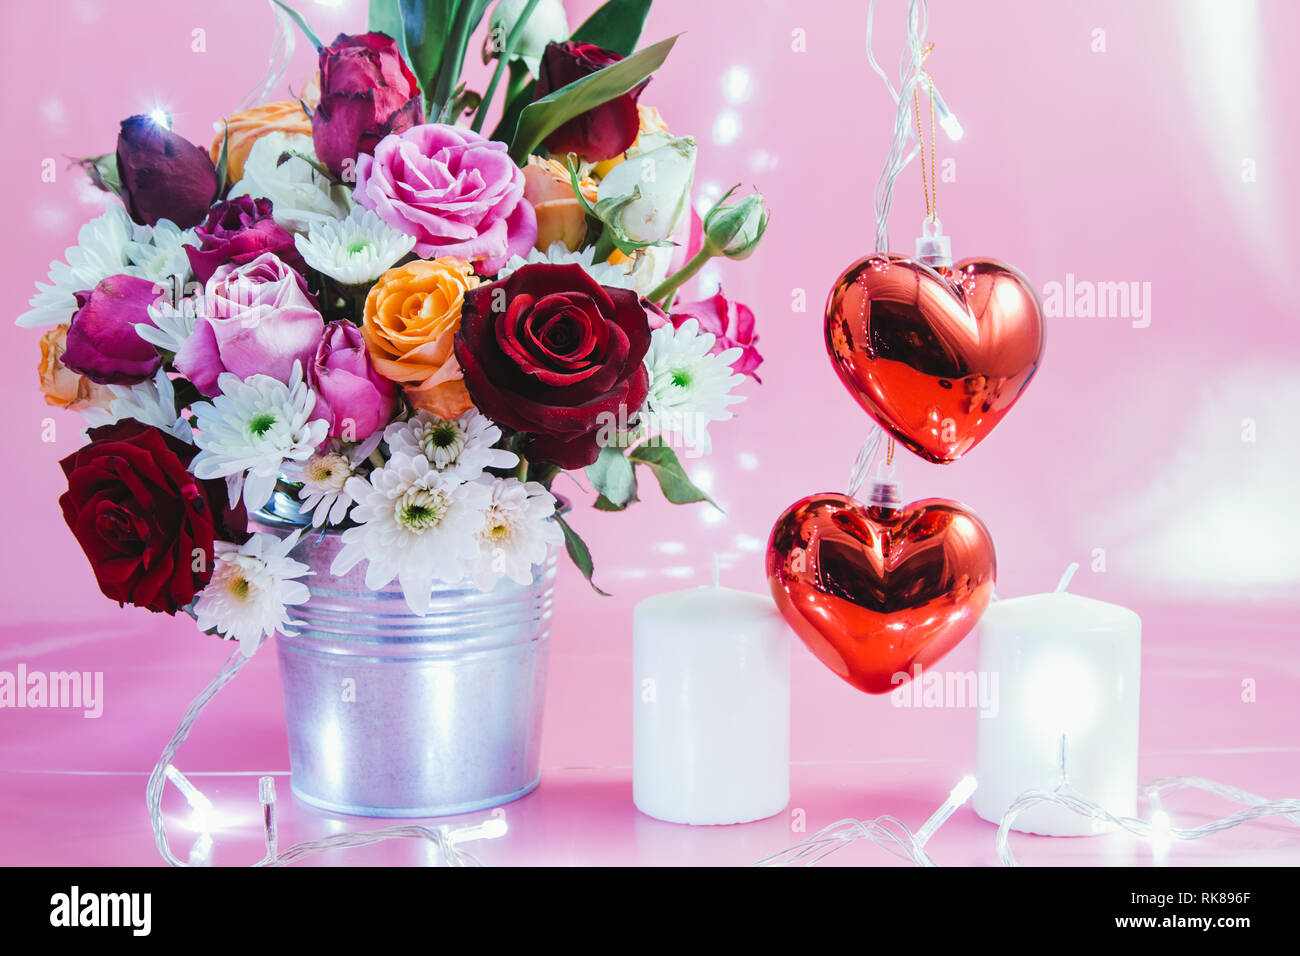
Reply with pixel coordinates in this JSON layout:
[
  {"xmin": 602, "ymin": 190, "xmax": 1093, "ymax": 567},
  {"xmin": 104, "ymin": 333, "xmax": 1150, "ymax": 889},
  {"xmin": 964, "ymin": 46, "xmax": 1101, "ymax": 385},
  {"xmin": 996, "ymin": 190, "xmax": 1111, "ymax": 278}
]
[
  {"xmin": 454, "ymin": 263, "xmax": 651, "ymax": 469},
  {"xmin": 535, "ymin": 41, "xmax": 648, "ymax": 162},
  {"xmin": 312, "ymin": 32, "xmax": 424, "ymax": 181},
  {"xmin": 58, "ymin": 420, "xmax": 246, "ymax": 614}
]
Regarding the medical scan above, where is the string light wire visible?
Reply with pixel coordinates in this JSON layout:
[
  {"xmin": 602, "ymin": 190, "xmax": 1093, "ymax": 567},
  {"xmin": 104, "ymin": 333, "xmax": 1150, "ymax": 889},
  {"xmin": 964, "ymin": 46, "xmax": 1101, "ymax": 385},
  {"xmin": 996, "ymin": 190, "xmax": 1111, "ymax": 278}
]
[{"xmin": 148, "ymin": 647, "xmax": 507, "ymax": 867}]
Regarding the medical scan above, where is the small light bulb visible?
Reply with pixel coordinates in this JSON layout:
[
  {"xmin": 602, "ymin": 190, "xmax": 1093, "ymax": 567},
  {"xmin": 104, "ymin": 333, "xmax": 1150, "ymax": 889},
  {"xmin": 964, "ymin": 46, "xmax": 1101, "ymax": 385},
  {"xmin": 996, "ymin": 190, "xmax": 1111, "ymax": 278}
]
[{"xmin": 149, "ymin": 108, "xmax": 172, "ymax": 130}]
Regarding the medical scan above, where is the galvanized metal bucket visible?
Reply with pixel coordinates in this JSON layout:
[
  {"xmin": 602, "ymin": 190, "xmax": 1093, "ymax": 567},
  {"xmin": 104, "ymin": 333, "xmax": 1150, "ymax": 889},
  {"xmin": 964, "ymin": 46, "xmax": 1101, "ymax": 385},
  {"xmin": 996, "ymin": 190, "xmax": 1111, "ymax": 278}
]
[{"xmin": 254, "ymin": 492, "xmax": 555, "ymax": 817}]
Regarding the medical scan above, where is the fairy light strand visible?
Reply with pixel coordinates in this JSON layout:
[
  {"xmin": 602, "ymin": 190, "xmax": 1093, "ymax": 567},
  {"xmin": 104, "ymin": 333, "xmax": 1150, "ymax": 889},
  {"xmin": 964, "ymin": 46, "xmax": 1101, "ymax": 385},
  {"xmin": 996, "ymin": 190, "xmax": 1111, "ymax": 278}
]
[{"xmin": 149, "ymin": 646, "xmax": 506, "ymax": 868}]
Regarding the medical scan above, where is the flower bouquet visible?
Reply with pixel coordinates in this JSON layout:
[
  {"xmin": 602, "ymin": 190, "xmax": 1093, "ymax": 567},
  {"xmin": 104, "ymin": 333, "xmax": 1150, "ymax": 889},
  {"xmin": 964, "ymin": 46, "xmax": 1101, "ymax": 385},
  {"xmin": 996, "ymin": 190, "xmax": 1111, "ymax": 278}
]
[{"xmin": 18, "ymin": 0, "xmax": 768, "ymax": 815}]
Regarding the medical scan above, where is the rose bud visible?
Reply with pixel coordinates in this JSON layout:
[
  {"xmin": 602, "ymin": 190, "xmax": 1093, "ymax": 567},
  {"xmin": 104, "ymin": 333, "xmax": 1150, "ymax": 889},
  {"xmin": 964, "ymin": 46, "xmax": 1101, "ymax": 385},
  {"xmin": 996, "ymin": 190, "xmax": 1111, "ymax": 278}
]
[
  {"xmin": 702, "ymin": 190, "xmax": 769, "ymax": 260},
  {"xmin": 488, "ymin": 0, "xmax": 569, "ymax": 73},
  {"xmin": 595, "ymin": 133, "xmax": 696, "ymax": 244},
  {"xmin": 309, "ymin": 320, "xmax": 399, "ymax": 442},
  {"xmin": 186, "ymin": 196, "xmax": 309, "ymax": 285},
  {"xmin": 535, "ymin": 41, "xmax": 648, "ymax": 162},
  {"xmin": 116, "ymin": 114, "xmax": 220, "ymax": 229},
  {"xmin": 312, "ymin": 32, "xmax": 424, "ymax": 181},
  {"xmin": 61, "ymin": 274, "xmax": 163, "ymax": 386}
]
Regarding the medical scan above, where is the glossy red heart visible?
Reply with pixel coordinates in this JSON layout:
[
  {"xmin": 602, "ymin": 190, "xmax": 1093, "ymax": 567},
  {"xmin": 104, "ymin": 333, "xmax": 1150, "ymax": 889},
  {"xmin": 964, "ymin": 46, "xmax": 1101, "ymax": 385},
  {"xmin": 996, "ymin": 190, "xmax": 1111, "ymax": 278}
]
[
  {"xmin": 767, "ymin": 492, "xmax": 996, "ymax": 694},
  {"xmin": 825, "ymin": 255, "xmax": 1045, "ymax": 463}
]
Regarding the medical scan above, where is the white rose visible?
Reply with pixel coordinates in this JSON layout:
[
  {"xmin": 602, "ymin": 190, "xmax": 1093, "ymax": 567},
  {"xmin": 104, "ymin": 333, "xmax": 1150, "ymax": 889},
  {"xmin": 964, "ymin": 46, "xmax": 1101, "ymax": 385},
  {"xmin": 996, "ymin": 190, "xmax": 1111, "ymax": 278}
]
[
  {"xmin": 596, "ymin": 134, "xmax": 697, "ymax": 244},
  {"xmin": 489, "ymin": 0, "xmax": 569, "ymax": 73},
  {"xmin": 229, "ymin": 132, "xmax": 352, "ymax": 234}
]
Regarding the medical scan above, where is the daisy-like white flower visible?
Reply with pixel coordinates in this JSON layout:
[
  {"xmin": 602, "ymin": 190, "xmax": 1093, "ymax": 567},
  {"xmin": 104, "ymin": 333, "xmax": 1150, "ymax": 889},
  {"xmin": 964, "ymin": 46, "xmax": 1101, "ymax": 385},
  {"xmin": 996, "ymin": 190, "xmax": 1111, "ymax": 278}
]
[
  {"xmin": 17, "ymin": 206, "xmax": 135, "ymax": 328},
  {"xmin": 294, "ymin": 206, "xmax": 415, "ymax": 285},
  {"xmin": 642, "ymin": 318, "xmax": 746, "ymax": 455},
  {"xmin": 82, "ymin": 368, "xmax": 193, "ymax": 441},
  {"xmin": 383, "ymin": 408, "xmax": 517, "ymax": 481},
  {"xmin": 331, "ymin": 452, "xmax": 491, "ymax": 615},
  {"xmin": 137, "ymin": 296, "xmax": 199, "ymax": 354},
  {"xmin": 193, "ymin": 530, "xmax": 312, "ymax": 657},
  {"xmin": 189, "ymin": 362, "xmax": 328, "ymax": 514},
  {"xmin": 288, "ymin": 434, "xmax": 381, "ymax": 527},
  {"xmin": 495, "ymin": 241, "xmax": 636, "ymax": 290},
  {"xmin": 230, "ymin": 131, "xmax": 352, "ymax": 233},
  {"xmin": 470, "ymin": 477, "xmax": 563, "ymax": 591},
  {"xmin": 124, "ymin": 218, "xmax": 196, "ymax": 284}
]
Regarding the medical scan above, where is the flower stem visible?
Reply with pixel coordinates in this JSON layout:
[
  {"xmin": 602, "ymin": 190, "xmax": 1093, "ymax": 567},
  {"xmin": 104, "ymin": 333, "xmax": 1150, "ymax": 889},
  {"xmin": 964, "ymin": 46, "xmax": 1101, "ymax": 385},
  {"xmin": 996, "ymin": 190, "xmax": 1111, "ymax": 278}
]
[
  {"xmin": 471, "ymin": 0, "xmax": 541, "ymax": 134},
  {"xmin": 647, "ymin": 247, "xmax": 713, "ymax": 308}
]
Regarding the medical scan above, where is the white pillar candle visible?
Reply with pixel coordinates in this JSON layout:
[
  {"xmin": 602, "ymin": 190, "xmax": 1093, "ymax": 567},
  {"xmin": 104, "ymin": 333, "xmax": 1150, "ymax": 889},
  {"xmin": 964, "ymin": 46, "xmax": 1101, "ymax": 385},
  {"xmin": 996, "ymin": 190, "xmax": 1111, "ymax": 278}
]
[
  {"xmin": 633, "ymin": 581, "xmax": 791, "ymax": 825},
  {"xmin": 973, "ymin": 583, "xmax": 1141, "ymax": 836}
]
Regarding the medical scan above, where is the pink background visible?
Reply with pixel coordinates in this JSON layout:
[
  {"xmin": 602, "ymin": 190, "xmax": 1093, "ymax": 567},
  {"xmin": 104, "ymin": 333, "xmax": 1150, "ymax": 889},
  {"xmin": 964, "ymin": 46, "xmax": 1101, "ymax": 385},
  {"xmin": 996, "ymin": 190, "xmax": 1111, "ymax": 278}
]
[{"xmin": 1, "ymin": 0, "xmax": 1297, "ymax": 865}]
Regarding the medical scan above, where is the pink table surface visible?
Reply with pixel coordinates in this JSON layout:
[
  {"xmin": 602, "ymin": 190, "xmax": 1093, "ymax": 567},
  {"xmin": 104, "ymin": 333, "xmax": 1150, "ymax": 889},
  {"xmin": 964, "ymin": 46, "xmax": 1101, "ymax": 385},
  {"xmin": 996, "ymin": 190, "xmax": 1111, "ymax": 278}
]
[{"xmin": 2, "ymin": 0, "xmax": 1299, "ymax": 866}]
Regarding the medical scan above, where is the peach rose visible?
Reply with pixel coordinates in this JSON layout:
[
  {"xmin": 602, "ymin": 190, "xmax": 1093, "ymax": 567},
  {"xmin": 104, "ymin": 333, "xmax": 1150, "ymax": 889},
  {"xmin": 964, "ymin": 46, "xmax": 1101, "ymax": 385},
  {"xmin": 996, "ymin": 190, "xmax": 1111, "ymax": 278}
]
[
  {"xmin": 522, "ymin": 155, "xmax": 597, "ymax": 252},
  {"xmin": 210, "ymin": 101, "xmax": 313, "ymax": 185},
  {"xmin": 362, "ymin": 258, "xmax": 481, "ymax": 418},
  {"xmin": 39, "ymin": 324, "xmax": 114, "ymax": 411}
]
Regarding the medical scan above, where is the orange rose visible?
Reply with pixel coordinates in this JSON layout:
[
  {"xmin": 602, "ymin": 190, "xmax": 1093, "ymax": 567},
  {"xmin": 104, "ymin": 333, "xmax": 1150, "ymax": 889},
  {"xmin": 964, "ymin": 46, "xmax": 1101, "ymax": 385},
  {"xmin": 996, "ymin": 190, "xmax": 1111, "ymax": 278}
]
[
  {"xmin": 210, "ymin": 101, "xmax": 313, "ymax": 185},
  {"xmin": 362, "ymin": 259, "xmax": 481, "ymax": 418},
  {"xmin": 522, "ymin": 155, "xmax": 597, "ymax": 252},
  {"xmin": 38, "ymin": 325, "xmax": 114, "ymax": 411}
]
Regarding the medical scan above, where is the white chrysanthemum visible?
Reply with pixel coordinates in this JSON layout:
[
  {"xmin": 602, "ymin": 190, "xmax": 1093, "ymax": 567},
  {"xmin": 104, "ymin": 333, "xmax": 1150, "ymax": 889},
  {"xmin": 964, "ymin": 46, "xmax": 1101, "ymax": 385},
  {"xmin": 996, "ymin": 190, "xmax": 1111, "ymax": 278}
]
[
  {"xmin": 383, "ymin": 408, "xmax": 517, "ymax": 480},
  {"xmin": 642, "ymin": 318, "xmax": 746, "ymax": 455},
  {"xmin": 137, "ymin": 297, "xmax": 199, "ymax": 354},
  {"xmin": 17, "ymin": 206, "xmax": 135, "ymax": 328},
  {"xmin": 125, "ymin": 218, "xmax": 196, "ymax": 284},
  {"xmin": 495, "ymin": 241, "xmax": 636, "ymax": 289},
  {"xmin": 230, "ymin": 131, "xmax": 353, "ymax": 233},
  {"xmin": 470, "ymin": 478, "xmax": 563, "ymax": 591},
  {"xmin": 331, "ymin": 453, "xmax": 492, "ymax": 614},
  {"xmin": 294, "ymin": 206, "xmax": 415, "ymax": 285},
  {"xmin": 193, "ymin": 530, "xmax": 312, "ymax": 657},
  {"xmin": 82, "ymin": 369, "xmax": 192, "ymax": 441},
  {"xmin": 189, "ymin": 362, "xmax": 328, "ymax": 513}
]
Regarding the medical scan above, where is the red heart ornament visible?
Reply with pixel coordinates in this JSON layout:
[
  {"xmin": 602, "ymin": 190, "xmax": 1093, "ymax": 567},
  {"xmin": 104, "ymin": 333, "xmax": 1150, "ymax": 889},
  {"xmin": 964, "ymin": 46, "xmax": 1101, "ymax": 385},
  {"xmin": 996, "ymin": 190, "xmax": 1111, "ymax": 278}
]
[
  {"xmin": 825, "ymin": 255, "xmax": 1045, "ymax": 463},
  {"xmin": 767, "ymin": 492, "xmax": 996, "ymax": 694}
]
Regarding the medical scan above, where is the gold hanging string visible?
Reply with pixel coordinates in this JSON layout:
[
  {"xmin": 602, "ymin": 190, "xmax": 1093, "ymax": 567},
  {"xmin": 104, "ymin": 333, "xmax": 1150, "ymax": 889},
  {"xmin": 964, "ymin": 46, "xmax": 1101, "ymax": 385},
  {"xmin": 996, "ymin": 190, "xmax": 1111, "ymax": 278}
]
[{"xmin": 912, "ymin": 43, "xmax": 938, "ymax": 224}]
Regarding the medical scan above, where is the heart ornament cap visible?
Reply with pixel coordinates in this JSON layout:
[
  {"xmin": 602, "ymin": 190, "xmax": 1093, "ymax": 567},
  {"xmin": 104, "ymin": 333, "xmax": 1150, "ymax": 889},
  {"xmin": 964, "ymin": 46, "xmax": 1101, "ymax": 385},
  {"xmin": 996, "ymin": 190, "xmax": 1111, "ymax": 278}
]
[{"xmin": 825, "ymin": 254, "xmax": 1045, "ymax": 463}]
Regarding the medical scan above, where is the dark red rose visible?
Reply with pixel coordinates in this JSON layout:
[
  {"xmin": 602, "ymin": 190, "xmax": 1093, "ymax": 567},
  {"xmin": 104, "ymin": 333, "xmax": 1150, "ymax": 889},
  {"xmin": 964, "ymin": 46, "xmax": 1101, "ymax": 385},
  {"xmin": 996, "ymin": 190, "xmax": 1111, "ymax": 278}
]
[
  {"xmin": 312, "ymin": 32, "xmax": 424, "ymax": 181},
  {"xmin": 535, "ymin": 41, "xmax": 648, "ymax": 162},
  {"xmin": 454, "ymin": 263, "xmax": 651, "ymax": 469},
  {"xmin": 186, "ymin": 196, "xmax": 308, "ymax": 284},
  {"xmin": 58, "ymin": 420, "xmax": 247, "ymax": 614},
  {"xmin": 62, "ymin": 274, "xmax": 163, "ymax": 385},
  {"xmin": 116, "ymin": 114, "xmax": 220, "ymax": 228}
]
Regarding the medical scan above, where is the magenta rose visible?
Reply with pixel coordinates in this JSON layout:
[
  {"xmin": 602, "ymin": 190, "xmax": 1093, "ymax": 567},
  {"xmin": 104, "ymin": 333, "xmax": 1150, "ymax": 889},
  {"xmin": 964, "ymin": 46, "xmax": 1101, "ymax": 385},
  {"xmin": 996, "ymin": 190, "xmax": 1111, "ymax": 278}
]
[
  {"xmin": 116, "ymin": 114, "xmax": 219, "ymax": 229},
  {"xmin": 535, "ymin": 42, "xmax": 648, "ymax": 162},
  {"xmin": 666, "ymin": 289, "xmax": 763, "ymax": 381},
  {"xmin": 312, "ymin": 32, "xmax": 424, "ymax": 181},
  {"xmin": 455, "ymin": 263, "xmax": 651, "ymax": 469},
  {"xmin": 62, "ymin": 274, "xmax": 163, "ymax": 385},
  {"xmin": 186, "ymin": 196, "xmax": 308, "ymax": 284},
  {"xmin": 309, "ymin": 320, "xmax": 399, "ymax": 441},
  {"xmin": 175, "ymin": 252, "xmax": 324, "ymax": 395},
  {"xmin": 354, "ymin": 123, "xmax": 537, "ymax": 274}
]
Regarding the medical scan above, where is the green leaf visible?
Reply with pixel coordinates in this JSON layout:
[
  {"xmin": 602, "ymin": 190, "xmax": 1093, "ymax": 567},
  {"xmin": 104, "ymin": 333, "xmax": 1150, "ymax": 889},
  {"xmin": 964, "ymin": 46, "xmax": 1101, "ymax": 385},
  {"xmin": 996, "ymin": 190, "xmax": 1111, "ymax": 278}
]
[
  {"xmin": 629, "ymin": 443, "xmax": 719, "ymax": 508},
  {"xmin": 429, "ymin": 0, "xmax": 491, "ymax": 117},
  {"xmin": 554, "ymin": 513, "xmax": 610, "ymax": 595},
  {"xmin": 214, "ymin": 124, "xmax": 231, "ymax": 195},
  {"xmin": 367, "ymin": 0, "xmax": 415, "ymax": 69},
  {"xmin": 585, "ymin": 446, "xmax": 637, "ymax": 509},
  {"xmin": 508, "ymin": 34, "xmax": 679, "ymax": 164},
  {"xmin": 571, "ymin": 0, "xmax": 653, "ymax": 56},
  {"xmin": 272, "ymin": 0, "xmax": 323, "ymax": 50}
]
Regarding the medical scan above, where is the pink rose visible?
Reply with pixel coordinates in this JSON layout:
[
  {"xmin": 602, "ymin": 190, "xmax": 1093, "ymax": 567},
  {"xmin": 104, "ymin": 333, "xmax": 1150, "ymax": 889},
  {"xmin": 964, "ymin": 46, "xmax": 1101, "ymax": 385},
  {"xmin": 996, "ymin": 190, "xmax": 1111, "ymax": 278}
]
[
  {"xmin": 309, "ymin": 320, "xmax": 398, "ymax": 442},
  {"xmin": 354, "ymin": 123, "xmax": 537, "ymax": 274},
  {"xmin": 62, "ymin": 274, "xmax": 163, "ymax": 385},
  {"xmin": 175, "ymin": 252, "xmax": 324, "ymax": 395},
  {"xmin": 666, "ymin": 289, "xmax": 763, "ymax": 381}
]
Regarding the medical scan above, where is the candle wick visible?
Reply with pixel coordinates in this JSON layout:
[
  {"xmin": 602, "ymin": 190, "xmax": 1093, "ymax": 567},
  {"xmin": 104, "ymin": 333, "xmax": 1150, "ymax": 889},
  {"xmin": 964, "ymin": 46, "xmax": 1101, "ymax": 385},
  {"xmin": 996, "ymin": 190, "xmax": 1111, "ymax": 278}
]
[
  {"xmin": 1055, "ymin": 562, "xmax": 1080, "ymax": 594},
  {"xmin": 711, "ymin": 552, "xmax": 721, "ymax": 588}
]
